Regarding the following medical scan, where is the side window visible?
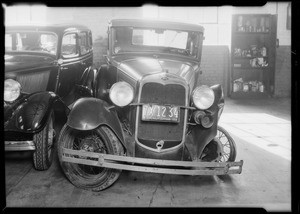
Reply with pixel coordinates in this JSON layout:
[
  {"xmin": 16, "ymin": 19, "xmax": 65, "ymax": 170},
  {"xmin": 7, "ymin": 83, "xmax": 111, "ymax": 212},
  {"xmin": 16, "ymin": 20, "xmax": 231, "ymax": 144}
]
[
  {"xmin": 5, "ymin": 34, "xmax": 13, "ymax": 51},
  {"xmin": 5, "ymin": 33, "xmax": 24, "ymax": 51},
  {"xmin": 62, "ymin": 33, "xmax": 78, "ymax": 58},
  {"xmin": 78, "ymin": 32, "xmax": 89, "ymax": 55}
]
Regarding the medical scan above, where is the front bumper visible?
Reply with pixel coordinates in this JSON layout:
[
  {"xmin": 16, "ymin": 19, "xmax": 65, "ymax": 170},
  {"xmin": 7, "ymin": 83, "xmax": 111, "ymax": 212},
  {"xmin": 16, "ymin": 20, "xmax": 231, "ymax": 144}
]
[
  {"xmin": 62, "ymin": 148, "xmax": 243, "ymax": 175},
  {"xmin": 5, "ymin": 141, "xmax": 35, "ymax": 151}
]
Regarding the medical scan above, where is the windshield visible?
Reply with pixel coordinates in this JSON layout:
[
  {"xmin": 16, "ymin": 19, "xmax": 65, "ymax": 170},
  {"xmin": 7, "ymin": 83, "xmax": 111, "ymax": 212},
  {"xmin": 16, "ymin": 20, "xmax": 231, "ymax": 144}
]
[
  {"xmin": 5, "ymin": 31, "xmax": 58, "ymax": 55},
  {"xmin": 112, "ymin": 27, "xmax": 201, "ymax": 58}
]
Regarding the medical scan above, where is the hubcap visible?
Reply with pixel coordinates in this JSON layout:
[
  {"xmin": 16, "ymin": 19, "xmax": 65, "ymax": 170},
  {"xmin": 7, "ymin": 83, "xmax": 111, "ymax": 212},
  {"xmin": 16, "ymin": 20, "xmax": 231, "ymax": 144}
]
[{"xmin": 73, "ymin": 133, "xmax": 107, "ymax": 175}]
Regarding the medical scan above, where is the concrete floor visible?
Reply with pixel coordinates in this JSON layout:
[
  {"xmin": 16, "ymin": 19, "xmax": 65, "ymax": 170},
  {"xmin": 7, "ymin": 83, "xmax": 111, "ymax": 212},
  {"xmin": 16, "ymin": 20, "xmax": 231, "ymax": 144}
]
[{"xmin": 4, "ymin": 97, "xmax": 291, "ymax": 211}]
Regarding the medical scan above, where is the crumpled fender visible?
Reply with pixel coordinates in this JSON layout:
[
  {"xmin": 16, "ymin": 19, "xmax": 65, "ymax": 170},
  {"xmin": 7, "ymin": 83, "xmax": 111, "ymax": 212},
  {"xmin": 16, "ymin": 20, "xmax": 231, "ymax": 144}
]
[
  {"xmin": 4, "ymin": 91, "xmax": 66, "ymax": 133},
  {"xmin": 67, "ymin": 97, "xmax": 125, "ymax": 145},
  {"xmin": 185, "ymin": 84, "xmax": 224, "ymax": 160}
]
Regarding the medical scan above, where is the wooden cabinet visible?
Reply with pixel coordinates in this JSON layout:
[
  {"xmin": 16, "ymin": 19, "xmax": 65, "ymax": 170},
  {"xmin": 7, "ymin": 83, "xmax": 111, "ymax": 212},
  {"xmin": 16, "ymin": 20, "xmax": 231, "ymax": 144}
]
[{"xmin": 230, "ymin": 14, "xmax": 277, "ymax": 98}]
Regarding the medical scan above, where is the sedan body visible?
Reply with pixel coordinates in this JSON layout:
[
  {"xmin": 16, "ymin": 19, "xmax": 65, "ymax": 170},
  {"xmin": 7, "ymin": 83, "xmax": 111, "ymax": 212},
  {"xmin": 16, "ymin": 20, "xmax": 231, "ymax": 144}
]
[{"xmin": 4, "ymin": 24, "xmax": 95, "ymax": 170}]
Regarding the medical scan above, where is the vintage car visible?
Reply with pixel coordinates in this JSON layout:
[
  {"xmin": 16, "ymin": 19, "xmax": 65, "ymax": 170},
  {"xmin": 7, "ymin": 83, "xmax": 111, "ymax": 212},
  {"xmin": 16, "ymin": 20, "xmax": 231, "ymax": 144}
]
[
  {"xmin": 58, "ymin": 19, "xmax": 243, "ymax": 191},
  {"xmin": 4, "ymin": 24, "xmax": 95, "ymax": 170}
]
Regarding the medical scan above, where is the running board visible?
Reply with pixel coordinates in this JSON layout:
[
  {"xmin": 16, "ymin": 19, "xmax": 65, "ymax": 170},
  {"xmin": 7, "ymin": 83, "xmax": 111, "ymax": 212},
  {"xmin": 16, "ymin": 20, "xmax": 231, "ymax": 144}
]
[
  {"xmin": 62, "ymin": 148, "xmax": 243, "ymax": 176},
  {"xmin": 5, "ymin": 141, "xmax": 35, "ymax": 151}
]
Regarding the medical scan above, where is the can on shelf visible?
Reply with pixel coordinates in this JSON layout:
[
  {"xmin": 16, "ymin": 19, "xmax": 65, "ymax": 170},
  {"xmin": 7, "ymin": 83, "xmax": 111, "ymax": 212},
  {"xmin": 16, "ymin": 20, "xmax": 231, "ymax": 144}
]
[
  {"xmin": 243, "ymin": 83, "xmax": 249, "ymax": 92},
  {"xmin": 261, "ymin": 46, "xmax": 267, "ymax": 57},
  {"xmin": 259, "ymin": 84, "xmax": 264, "ymax": 93}
]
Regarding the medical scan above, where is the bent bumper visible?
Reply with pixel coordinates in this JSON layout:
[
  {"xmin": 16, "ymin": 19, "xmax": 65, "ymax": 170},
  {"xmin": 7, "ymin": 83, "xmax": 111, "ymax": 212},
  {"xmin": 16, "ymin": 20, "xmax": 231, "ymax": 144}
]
[
  {"xmin": 5, "ymin": 141, "xmax": 35, "ymax": 151},
  {"xmin": 62, "ymin": 148, "xmax": 243, "ymax": 175}
]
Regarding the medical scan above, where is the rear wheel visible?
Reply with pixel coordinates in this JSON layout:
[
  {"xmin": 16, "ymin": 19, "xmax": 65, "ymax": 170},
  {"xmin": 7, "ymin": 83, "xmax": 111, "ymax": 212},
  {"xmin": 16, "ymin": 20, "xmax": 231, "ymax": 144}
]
[
  {"xmin": 33, "ymin": 112, "xmax": 55, "ymax": 170},
  {"xmin": 57, "ymin": 125, "xmax": 124, "ymax": 191}
]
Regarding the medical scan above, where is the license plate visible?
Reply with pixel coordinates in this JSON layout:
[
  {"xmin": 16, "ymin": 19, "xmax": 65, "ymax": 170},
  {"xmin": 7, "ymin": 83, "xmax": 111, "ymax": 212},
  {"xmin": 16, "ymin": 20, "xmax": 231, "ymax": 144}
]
[{"xmin": 142, "ymin": 104, "xmax": 180, "ymax": 123}]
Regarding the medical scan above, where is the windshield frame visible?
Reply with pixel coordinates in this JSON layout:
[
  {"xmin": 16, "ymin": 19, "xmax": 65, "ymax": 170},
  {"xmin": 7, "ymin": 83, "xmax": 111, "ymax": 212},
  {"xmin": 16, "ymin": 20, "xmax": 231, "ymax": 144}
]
[
  {"xmin": 5, "ymin": 30, "xmax": 59, "ymax": 56},
  {"xmin": 109, "ymin": 26, "xmax": 202, "ymax": 60}
]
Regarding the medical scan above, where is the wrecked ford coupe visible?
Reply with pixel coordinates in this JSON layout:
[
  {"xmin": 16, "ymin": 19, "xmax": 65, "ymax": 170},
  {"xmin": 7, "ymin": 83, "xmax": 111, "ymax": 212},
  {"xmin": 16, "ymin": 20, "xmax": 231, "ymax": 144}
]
[{"xmin": 58, "ymin": 19, "xmax": 243, "ymax": 191}]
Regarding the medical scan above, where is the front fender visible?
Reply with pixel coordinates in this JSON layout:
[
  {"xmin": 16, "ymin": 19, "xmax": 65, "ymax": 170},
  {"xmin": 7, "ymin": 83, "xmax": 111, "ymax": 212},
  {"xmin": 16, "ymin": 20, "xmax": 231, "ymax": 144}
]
[
  {"xmin": 67, "ymin": 97, "xmax": 125, "ymax": 145},
  {"xmin": 4, "ymin": 91, "xmax": 66, "ymax": 133},
  {"xmin": 185, "ymin": 84, "xmax": 224, "ymax": 160}
]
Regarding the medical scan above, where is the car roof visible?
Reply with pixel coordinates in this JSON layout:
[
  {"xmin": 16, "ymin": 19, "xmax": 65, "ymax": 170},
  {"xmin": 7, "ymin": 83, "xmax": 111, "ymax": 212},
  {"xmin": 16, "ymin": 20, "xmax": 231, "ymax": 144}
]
[
  {"xmin": 5, "ymin": 23, "xmax": 90, "ymax": 34},
  {"xmin": 110, "ymin": 19, "xmax": 204, "ymax": 32}
]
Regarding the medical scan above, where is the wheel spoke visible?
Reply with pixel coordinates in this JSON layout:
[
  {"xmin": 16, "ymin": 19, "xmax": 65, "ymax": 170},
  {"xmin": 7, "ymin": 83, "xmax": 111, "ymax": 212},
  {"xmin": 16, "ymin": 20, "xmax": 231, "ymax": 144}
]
[
  {"xmin": 224, "ymin": 143, "xmax": 230, "ymax": 148},
  {"xmin": 218, "ymin": 131, "xmax": 222, "ymax": 138},
  {"xmin": 218, "ymin": 132, "xmax": 225, "ymax": 139},
  {"xmin": 224, "ymin": 153, "xmax": 230, "ymax": 158}
]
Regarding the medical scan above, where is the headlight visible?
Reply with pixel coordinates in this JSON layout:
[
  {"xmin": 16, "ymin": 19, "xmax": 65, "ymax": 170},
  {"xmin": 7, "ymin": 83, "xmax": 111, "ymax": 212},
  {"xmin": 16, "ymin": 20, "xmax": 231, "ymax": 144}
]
[
  {"xmin": 4, "ymin": 79, "xmax": 21, "ymax": 102},
  {"xmin": 109, "ymin": 81, "xmax": 134, "ymax": 107},
  {"xmin": 192, "ymin": 85, "xmax": 215, "ymax": 110}
]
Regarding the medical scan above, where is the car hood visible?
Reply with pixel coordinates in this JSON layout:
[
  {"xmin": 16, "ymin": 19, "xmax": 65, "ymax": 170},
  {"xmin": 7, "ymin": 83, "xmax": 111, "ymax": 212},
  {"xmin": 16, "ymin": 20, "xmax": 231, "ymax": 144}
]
[
  {"xmin": 113, "ymin": 55, "xmax": 199, "ymax": 84},
  {"xmin": 5, "ymin": 53, "xmax": 56, "ymax": 74}
]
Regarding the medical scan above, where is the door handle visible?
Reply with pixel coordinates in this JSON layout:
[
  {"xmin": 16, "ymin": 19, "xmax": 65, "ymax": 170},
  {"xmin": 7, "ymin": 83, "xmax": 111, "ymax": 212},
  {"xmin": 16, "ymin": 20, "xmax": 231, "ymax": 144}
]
[{"xmin": 61, "ymin": 67, "xmax": 68, "ymax": 70}]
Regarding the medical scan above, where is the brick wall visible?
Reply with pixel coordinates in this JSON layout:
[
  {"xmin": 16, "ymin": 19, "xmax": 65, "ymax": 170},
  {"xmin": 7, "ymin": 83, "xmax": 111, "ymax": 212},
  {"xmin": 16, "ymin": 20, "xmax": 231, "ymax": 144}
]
[
  {"xmin": 199, "ymin": 46, "xmax": 230, "ymax": 96},
  {"xmin": 274, "ymin": 46, "xmax": 291, "ymax": 97}
]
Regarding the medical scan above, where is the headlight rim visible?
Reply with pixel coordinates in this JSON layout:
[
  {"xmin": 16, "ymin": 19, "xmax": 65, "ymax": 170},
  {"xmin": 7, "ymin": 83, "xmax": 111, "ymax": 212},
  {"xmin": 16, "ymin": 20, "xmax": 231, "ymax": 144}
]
[
  {"xmin": 192, "ymin": 85, "xmax": 215, "ymax": 110},
  {"xmin": 109, "ymin": 81, "xmax": 134, "ymax": 107},
  {"xmin": 4, "ymin": 78, "xmax": 22, "ymax": 103}
]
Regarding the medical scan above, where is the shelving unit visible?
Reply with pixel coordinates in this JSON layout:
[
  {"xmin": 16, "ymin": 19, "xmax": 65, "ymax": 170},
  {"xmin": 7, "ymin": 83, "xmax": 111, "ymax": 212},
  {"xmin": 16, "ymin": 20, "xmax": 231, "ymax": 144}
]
[{"xmin": 229, "ymin": 14, "xmax": 277, "ymax": 98}]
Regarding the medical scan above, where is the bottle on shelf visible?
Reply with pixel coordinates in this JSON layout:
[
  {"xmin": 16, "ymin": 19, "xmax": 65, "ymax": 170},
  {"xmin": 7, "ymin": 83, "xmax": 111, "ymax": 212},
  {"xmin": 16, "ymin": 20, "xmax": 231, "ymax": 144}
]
[
  {"xmin": 237, "ymin": 16, "xmax": 244, "ymax": 32},
  {"xmin": 252, "ymin": 17, "xmax": 257, "ymax": 32},
  {"xmin": 265, "ymin": 17, "xmax": 270, "ymax": 32},
  {"xmin": 260, "ymin": 17, "xmax": 265, "ymax": 32}
]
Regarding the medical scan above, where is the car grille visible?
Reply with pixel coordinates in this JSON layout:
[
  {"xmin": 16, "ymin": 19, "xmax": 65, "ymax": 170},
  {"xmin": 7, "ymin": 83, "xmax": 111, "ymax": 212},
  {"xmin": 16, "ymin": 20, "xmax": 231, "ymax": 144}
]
[
  {"xmin": 137, "ymin": 82, "xmax": 186, "ymax": 150},
  {"xmin": 17, "ymin": 70, "xmax": 50, "ymax": 94}
]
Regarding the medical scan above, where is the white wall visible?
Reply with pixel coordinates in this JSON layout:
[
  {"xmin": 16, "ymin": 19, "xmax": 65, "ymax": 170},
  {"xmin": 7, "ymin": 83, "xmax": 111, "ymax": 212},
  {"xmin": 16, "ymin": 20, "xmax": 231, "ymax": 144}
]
[
  {"xmin": 276, "ymin": 2, "xmax": 291, "ymax": 46},
  {"xmin": 4, "ymin": 3, "xmax": 291, "ymax": 46}
]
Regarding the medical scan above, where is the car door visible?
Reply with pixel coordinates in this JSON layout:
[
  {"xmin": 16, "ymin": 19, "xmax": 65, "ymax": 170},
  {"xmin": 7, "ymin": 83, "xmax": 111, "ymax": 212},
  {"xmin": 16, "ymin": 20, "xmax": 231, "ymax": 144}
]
[
  {"xmin": 57, "ymin": 32, "xmax": 81, "ymax": 98},
  {"xmin": 77, "ymin": 30, "xmax": 93, "ymax": 84},
  {"xmin": 58, "ymin": 30, "xmax": 93, "ymax": 98}
]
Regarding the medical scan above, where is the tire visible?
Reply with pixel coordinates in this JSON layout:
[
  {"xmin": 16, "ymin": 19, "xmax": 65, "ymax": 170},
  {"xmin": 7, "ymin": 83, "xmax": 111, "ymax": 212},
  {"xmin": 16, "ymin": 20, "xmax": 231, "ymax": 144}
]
[
  {"xmin": 217, "ymin": 125, "xmax": 237, "ymax": 162},
  {"xmin": 57, "ymin": 125, "xmax": 124, "ymax": 191},
  {"xmin": 33, "ymin": 112, "xmax": 55, "ymax": 170}
]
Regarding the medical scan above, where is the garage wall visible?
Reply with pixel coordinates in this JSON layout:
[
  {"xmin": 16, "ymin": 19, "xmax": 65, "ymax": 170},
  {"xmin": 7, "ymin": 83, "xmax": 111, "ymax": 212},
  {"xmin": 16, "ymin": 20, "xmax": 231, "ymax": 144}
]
[
  {"xmin": 274, "ymin": 46, "xmax": 291, "ymax": 97},
  {"xmin": 4, "ymin": 4, "xmax": 291, "ymax": 97},
  {"xmin": 274, "ymin": 3, "xmax": 291, "ymax": 97},
  {"xmin": 199, "ymin": 46, "xmax": 229, "ymax": 92}
]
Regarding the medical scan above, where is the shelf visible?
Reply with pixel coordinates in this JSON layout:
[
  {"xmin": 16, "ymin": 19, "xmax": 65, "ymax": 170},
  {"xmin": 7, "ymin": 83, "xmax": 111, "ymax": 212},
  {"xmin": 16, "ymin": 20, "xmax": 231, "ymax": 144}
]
[
  {"xmin": 233, "ymin": 56, "xmax": 268, "ymax": 59},
  {"xmin": 230, "ymin": 14, "xmax": 276, "ymax": 99},
  {"xmin": 234, "ymin": 31, "xmax": 270, "ymax": 35},
  {"xmin": 230, "ymin": 91, "xmax": 269, "ymax": 99},
  {"xmin": 233, "ymin": 67, "xmax": 269, "ymax": 69}
]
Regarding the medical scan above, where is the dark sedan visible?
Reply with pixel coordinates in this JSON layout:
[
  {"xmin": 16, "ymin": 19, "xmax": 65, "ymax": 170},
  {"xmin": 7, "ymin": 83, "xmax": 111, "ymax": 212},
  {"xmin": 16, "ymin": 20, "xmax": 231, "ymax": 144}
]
[{"xmin": 4, "ymin": 24, "xmax": 95, "ymax": 170}]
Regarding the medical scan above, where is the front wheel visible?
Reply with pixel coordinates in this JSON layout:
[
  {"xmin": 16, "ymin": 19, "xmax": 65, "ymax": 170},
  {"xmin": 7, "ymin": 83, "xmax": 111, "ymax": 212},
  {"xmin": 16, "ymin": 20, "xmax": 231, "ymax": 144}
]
[
  {"xmin": 57, "ymin": 125, "xmax": 124, "ymax": 191},
  {"xmin": 217, "ymin": 126, "xmax": 237, "ymax": 162},
  {"xmin": 33, "ymin": 112, "xmax": 55, "ymax": 171}
]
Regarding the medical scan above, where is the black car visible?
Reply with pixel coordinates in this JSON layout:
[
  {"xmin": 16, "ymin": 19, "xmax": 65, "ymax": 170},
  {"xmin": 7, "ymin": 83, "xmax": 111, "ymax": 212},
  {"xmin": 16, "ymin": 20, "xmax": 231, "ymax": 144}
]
[
  {"xmin": 4, "ymin": 24, "xmax": 95, "ymax": 170},
  {"xmin": 58, "ymin": 19, "xmax": 243, "ymax": 191}
]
